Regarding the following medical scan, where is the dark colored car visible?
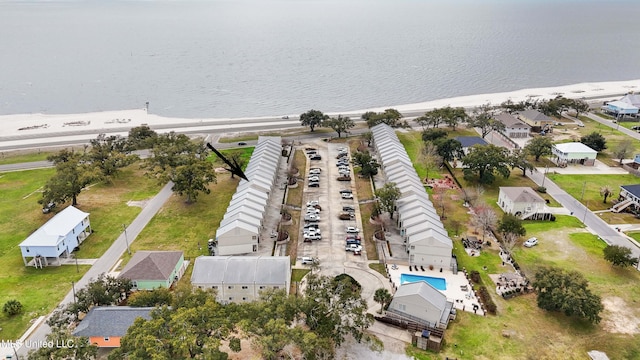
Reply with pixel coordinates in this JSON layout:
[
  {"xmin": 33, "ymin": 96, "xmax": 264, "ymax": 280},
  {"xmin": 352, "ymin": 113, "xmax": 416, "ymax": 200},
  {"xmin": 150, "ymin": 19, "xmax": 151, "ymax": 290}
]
[
  {"xmin": 310, "ymin": 155, "xmax": 322, "ymax": 160},
  {"xmin": 237, "ymin": 142, "xmax": 247, "ymax": 146},
  {"xmin": 42, "ymin": 202, "xmax": 56, "ymax": 214},
  {"xmin": 342, "ymin": 206, "xmax": 355, "ymax": 212},
  {"xmin": 309, "ymin": 182, "xmax": 320, "ymax": 187}
]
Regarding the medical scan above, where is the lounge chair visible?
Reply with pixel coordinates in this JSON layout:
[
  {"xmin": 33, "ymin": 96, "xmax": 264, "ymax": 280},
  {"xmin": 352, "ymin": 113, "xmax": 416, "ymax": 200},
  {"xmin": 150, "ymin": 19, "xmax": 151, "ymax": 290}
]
[{"xmin": 421, "ymin": 266, "xmax": 425, "ymax": 271}]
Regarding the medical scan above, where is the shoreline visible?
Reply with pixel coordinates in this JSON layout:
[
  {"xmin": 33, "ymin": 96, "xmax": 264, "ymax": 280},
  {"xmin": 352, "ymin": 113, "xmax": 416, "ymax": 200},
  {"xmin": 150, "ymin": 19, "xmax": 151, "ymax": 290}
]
[{"xmin": 0, "ymin": 79, "xmax": 638, "ymax": 140}]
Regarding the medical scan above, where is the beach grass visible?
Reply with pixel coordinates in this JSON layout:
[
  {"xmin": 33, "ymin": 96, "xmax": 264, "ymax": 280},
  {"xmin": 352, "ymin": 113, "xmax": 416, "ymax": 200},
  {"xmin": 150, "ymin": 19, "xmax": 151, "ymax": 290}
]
[{"xmin": 0, "ymin": 151, "xmax": 52, "ymax": 165}]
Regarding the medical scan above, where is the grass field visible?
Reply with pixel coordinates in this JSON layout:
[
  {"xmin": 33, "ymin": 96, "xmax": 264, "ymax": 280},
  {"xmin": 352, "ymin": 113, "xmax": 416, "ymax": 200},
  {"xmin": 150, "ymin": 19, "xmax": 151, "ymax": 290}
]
[
  {"xmin": 208, "ymin": 147, "xmax": 255, "ymax": 169},
  {"xmin": 116, "ymin": 173, "xmax": 240, "ymax": 269},
  {"xmin": 359, "ymin": 202, "xmax": 379, "ymax": 261},
  {"xmin": 547, "ymin": 173, "xmax": 639, "ymax": 212},
  {"xmin": 0, "ymin": 164, "xmax": 160, "ymax": 339}
]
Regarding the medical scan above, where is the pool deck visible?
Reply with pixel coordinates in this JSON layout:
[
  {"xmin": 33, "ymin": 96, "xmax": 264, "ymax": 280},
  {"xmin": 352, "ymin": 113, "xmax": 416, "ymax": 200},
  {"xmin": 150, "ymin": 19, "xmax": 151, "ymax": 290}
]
[{"xmin": 387, "ymin": 264, "xmax": 485, "ymax": 316}]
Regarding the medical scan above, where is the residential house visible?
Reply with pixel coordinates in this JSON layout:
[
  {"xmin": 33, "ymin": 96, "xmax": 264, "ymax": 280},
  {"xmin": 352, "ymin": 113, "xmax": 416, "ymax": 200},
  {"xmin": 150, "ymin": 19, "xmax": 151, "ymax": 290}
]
[
  {"xmin": 497, "ymin": 187, "xmax": 552, "ymax": 220},
  {"xmin": 19, "ymin": 206, "xmax": 91, "ymax": 267},
  {"xmin": 601, "ymin": 100, "xmax": 639, "ymax": 117},
  {"xmin": 215, "ymin": 136, "xmax": 281, "ymax": 256},
  {"xmin": 73, "ymin": 306, "xmax": 153, "ymax": 347},
  {"xmin": 118, "ymin": 251, "xmax": 186, "ymax": 290},
  {"xmin": 191, "ymin": 256, "xmax": 291, "ymax": 303},
  {"xmin": 551, "ymin": 142, "xmax": 597, "ymax": 166},
  {"xmin": 387, "ymin": 281, "xmax": 454, "ymax": 329},
  {"xmin": 407, "ymin": 230, "xmax": 454, "ymax": 269},
  {"xmin": 517, "ymin": 109, "xmax": 554, "ymax": 132},
  {"xmin": 614, "ymin": 184, "xmax": 640, "ymax": 213},
  {"xmin": 495, "ymin": 113, "xmax": 530, "ymax": 138},
  {"xmin": 455, "ymin": 136, "xmax": 488, "ymax": 155}
]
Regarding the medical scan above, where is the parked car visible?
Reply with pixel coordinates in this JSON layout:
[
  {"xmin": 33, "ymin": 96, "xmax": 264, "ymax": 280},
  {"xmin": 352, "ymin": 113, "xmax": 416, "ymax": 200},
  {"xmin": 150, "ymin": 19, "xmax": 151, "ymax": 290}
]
[
  {"xmin": 346, "ymin": 226, "xmax": 360, "ymax": 233},
  {"xmin": 341, "ymin": 193, "xmax": 353, "ymax": 199},
  {"xmin": 345, "ymin": 244, "xmax": 363, "ymax": 252},
  {"xmin": 524, "ymin": 237, "xmax": 538, "ymax": 247},
  {"xmin": 301, "ymin": 256, "xmax": 317, "ymax": 265},
  {"xmin": 306, "ymin": 200, "xmax": 319, "ymax": 207},
  {"xmin": 42, "ymin": 201, "xmax": 56, "ymax": 214},
  {"xmin": 337, "ymin": 147, "xmax": 347, "ymax": 152},
  {"xmin": 237, "ymin": 142, "xmax": 247, "ymax": 146},
  {"xmin": 304, "ymin": 214, "xmax": 320, "ymax": 221},
  {"xmin": 342, "ymin": 205, "xmax": 355, "ymax": 212},
  {"xmin": 309, "ymin": 167, "xmax": 321, "ymax": 172},
  {"xmin": 309, "ymin": 182, "xmax": 320, "ymax": 187},
  {"xmin": 309, "ymin": 169, "xmax": 321, "ymax": 175},
  {"xmin": 304, "ymin": 234, "xmax": 322, "ymax": 241},
  {"xmin": 336, "ymin": 161, "xmax": 349, "ymax": 167},
  {"xmin": 346, "ymin": 234, "xmax": 361, "ymax": 240},
  {"xmin": 310, "ymin": 155, "xmax": 322, "ymax": 160},
  {"xmin": 339, "ymin": 189, "xmax": 352, "ymax": 194},
  {"xmin": 353, "ymin": 249, "xmax": 362, "ymax": 256},
  {"xmin": 305, "ymin": 207, "xmax": 320, "ymax": 214},
  {"xmin": 337, "ymin": 176, "xmax": 351, "ymax": 181},
  {"xmin": 339, "ymin": 213, "xmax": 353, "ymax": 220},
  {"xmin": 308, "ymin": 176, "xmax": 320, "ymax": 182},
  {"xmin": 304, "ymin": 227, "xmax": 321, "ymax": 234},
  {"xmin": 336, "ymin": 153, "xmax": 348, "ymax": 159},
  {"xmin": 346, "ymin": 239, "xmax": 361, "ymax": 246}
]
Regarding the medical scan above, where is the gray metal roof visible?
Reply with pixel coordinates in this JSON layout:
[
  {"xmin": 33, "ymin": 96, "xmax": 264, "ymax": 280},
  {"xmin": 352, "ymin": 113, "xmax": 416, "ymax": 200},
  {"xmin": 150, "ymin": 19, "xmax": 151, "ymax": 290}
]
[
  {"xmin": 19, "ymin": 206, "xmax": 89, "ymax": 247},
  {"xmin": 392, "ymin": 281, "xmax": 447, "ymax": 311},
  {"xmin": 495, "ymin": 112, "xmax": 529, "ymax": 128},
  {"xmin": 73, "ymin": 306, "xmax": 153, "ymax": 337},
  {"xmin": 499, "ymin": 187, "xmax": 545, "ymax": 204},
  {"xmin": 518, "ymin": 109, "xmax": 552, "ymax": 122},
  {"xmin": 191, "ymin": 256, "xmax": 290, "ymax": 285},
  {"xmin": 118, "ymin": 251, "xmax": 183, "ymax": 281}
]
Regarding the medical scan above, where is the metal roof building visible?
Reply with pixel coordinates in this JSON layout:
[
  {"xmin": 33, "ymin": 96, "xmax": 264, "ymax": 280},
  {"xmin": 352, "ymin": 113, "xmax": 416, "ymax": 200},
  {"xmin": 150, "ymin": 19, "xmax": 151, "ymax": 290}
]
[
  {"xmin": 215, "ymin": 136, "xmax": 281, "ymax": 255},
  {"xmin": 191, "ymin": 255, "xmax": 291, "ymax": 303},
  {"xmin": 371, "ymin": 124, "xmax": 453, "ymax": 269}
]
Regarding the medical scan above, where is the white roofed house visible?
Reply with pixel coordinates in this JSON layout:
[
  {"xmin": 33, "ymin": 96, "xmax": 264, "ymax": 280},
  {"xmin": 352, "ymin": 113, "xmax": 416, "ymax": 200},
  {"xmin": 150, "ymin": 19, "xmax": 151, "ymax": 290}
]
[
  {"xmin": 407, "ymin": 230, "xmax": 454, "ymax": 270},
  {"xmin": 191, "ymin": 256, "xmax": 291, "ymax": 303},
  {"xmin": 498, "ymin": 187, "xmax": 552, "ymax": 220},
  {"xmin": 387, "ymin": 281, "xmax": 454, "ymax": 329},
  {"xmin": 551, "ymin": 142, "xmax": 597, "ymax": 167},
  {"xmin": 214, "ymin": 136, "xmax": 281, "ymax": 256},
  {"xmin": 19, "ymin": 206, "xmax": 91, "ymax": 267}
]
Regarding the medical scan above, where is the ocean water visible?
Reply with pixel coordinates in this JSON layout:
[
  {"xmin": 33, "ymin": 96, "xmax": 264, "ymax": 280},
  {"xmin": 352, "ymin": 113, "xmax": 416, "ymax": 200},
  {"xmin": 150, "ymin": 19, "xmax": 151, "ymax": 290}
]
[{"xmin": 0, "ymin": 0, "xmax": 639, "ymax": 118}]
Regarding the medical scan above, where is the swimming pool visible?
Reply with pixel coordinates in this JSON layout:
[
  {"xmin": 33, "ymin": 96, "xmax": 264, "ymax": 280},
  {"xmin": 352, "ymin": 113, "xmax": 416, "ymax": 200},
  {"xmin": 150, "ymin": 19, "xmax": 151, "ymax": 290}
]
[{"xmin": 400, "ymin": 274, "xmax": 447, "ymax": 290}]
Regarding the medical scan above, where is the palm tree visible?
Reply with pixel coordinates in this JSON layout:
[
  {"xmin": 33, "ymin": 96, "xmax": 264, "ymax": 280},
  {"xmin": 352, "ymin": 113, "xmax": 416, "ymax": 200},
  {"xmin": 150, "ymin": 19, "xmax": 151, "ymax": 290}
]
[
  {"xmin": 600, "ymin": 185, "xmax": 614, "ymax": 204},
  {"xmin": 374, "ymin": 288, "xmax": 392, "ymax": 314}
]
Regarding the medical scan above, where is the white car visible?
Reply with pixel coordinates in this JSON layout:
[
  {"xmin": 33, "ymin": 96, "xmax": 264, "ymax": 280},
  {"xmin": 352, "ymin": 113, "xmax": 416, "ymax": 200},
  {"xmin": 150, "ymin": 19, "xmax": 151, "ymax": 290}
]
[
  {"xmin": 306, "ymin": 207, "xmax": 320, "ymax": 214},
  {"xmin": 301, "ymin": 256, "xmax": 317, "ymax": 265},
  {"xmin": 346, "ymin": 226, "xmax": 360, "ymax": 234},
  {"xmin": 304, "ymin": 214, "xmax": 320, "ymax": 221},
  {"xmin": 304, "ymin": 228, "xmax": 321, "ymax": 236},
  {"xmin": 304, "ymin": 233, "xmax": 322, "ymax": 241},
  {"xmin": 306, "ymin": 200, "xmax": 319, "ymax": 207},
  {"xmin": 345, "ymin": 244, "xmax": 362, "ymax": 252},
  {"xmin": 309, "ymin": 169, "xmax": 321, "ymax": 175},
  {"xmin": 341, "ymin": 193, "xmax": 353, "ymax": 199},
  {"xmin": 308, "ymin": 176, "xmax": 320, "ymax": 182},
  {"xmin": 523, "ymin": 237, "xmax": 538, "ymax": 247}
]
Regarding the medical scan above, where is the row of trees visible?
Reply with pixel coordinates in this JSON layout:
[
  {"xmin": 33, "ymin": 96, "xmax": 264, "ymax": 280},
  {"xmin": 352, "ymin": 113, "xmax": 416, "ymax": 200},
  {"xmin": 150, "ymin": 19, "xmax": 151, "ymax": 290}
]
[
  {"xmin": 31, "ymin": 273, "xmax": 373, "ymax": 360},
  {"xmin": 40, "ymin": 127, "xmax": 221, "ymax": 209}
]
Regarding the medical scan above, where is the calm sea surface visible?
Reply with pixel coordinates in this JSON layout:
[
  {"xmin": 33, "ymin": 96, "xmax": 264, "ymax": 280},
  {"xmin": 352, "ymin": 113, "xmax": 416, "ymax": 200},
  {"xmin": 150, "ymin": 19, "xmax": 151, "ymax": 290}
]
[{"xmin": 1, "ymin": 0, "xmax": 639, "ymax": 118}]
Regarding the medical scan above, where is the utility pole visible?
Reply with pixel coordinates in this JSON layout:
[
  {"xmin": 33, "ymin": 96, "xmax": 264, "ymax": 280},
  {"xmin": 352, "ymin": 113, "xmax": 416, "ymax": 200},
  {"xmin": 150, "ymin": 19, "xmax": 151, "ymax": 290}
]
[
  {"xmin": 541, "ymin": 164, "xmax": 549, "ymax": 188},
  {"xmin": 583, "ymin": 201, "xmax": 589, "ymax": 223},
  {"xmin": 123, "ymin": 224, "xmax": 131, "ymax": 255},
  {"xmin": 71, "ymin": 281, "xmax": 78, "ymax": 320},
  {"xmin": 580, "ymin": 181, "xmax": 587, "ymax": 202}
]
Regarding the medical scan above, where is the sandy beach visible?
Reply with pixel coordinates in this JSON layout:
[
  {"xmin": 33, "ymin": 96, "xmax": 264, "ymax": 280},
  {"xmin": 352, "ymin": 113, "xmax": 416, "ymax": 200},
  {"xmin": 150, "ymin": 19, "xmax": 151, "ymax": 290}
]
[{"xmin": 0, "ymin": 79, "xmax": 638, "ymax": 142}]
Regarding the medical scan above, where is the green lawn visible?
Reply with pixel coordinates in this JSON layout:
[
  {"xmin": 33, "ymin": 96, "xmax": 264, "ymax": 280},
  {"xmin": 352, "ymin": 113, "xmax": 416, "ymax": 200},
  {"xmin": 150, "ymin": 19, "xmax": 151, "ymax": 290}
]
[
  {"xmin": 117, "ymin": 173, "xmax": 240, "ymax": 268},
  {"xmin": 208, "ymin": 147, "xmax": 255, "ymax": 169},
  {"xmin": 441, "ymin": 214, "xmax": 640, "ymax": 359},
  {"xmin": 0, "ymin": 164, "xmax": 160, "ymax": 339},
  {"xmin": 547, "ymin": 173, "xmax": 638, "ymax": 212}
]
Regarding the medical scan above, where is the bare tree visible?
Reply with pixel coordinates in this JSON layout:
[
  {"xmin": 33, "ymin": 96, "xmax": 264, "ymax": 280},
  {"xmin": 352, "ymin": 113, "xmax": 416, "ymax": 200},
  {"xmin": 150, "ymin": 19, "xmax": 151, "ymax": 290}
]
[
  {"xmin": 502, "ymin": 232, "xmax": 520, "ymax": 255},
  {"xmin": 474, "ymin": 203, "xmax": 498, "ymax": 242},
  {"xmin": 418, "ymin": 142, "xmax": 442, "ymax": 180},
  {"xmin": 612, "ymin": 139, "xmax": 634, "ymax": 165},
  {"xmin": 600, "ymin": 185, "xmax": 614, "ymax": 204},
  {"xmin": 462, "ymin": 185, "xmax": 484, "ymax": 207}
]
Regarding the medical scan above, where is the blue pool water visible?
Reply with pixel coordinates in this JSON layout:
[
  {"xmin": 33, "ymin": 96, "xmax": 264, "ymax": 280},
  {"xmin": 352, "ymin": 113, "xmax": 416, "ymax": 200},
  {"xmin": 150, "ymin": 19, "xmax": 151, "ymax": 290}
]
[{"xmin": 400, "ymin": 274, "xmax": 447, "ymax": 291}]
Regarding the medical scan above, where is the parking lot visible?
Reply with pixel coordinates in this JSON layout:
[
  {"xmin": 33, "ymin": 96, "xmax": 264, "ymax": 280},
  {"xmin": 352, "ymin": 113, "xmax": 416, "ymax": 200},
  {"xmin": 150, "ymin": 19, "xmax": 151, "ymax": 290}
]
[{"xmin": 296, "ymin": 140, "xmax": 367, "ymax": 271}]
